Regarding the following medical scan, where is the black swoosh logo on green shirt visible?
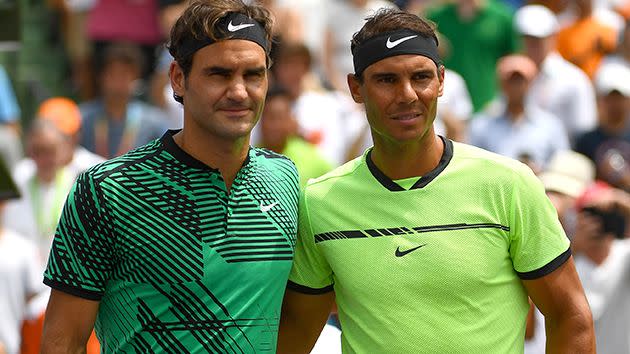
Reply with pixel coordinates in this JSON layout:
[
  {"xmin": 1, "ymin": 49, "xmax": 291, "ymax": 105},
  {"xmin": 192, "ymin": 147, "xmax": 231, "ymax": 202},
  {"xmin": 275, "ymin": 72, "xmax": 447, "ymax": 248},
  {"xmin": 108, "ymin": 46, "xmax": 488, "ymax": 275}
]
[{"xmin": 395, "ymin": 244, "xmax": 427, "ymax": 257}]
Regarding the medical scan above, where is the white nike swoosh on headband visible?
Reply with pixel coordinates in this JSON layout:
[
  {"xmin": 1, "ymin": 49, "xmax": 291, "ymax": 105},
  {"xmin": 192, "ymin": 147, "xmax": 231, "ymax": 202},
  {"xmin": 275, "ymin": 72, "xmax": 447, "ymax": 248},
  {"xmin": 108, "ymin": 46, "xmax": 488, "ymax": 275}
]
[
  {"xmin": 386, "ymin": 35, "xmax": 418, "ymax": 49},
  {"xmin": 228, "ymin": 21, "xmax": 255, "ymax": 32}
]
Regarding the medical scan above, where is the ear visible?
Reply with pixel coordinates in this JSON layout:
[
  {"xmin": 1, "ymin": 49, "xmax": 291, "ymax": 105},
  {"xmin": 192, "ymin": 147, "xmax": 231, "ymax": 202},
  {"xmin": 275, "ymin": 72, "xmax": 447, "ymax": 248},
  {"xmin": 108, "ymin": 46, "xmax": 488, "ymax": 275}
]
[
  {"xmin": 347, "ymin": 73, "xmax": 364, "ymax": 104},
  {"xmin": 169, "ymin": 61, "xmax": 186, "ymax": 99}
]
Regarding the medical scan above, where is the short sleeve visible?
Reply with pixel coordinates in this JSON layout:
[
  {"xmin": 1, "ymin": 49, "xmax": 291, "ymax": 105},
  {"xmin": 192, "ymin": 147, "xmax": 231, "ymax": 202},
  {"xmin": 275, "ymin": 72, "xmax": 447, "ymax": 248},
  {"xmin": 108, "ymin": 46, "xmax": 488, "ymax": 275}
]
[
  {"xmin": 287, "ymin": 189, "xmax": 334, "ymax": 294},
  {"xmin": 508, "ymin": 165, "xmax": 571, "ymax": 279},
  {"xmin": 43, "ymin": 171, "xmax": 116, "ymax": 300}
]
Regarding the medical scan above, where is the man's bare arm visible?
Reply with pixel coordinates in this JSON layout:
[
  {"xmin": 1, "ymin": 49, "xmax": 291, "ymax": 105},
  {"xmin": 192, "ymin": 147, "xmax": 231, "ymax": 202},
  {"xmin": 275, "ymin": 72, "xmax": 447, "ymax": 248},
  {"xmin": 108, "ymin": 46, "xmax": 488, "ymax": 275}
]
[
  {"xmin": 277, "ymin": 288, "xmax": 335, "ymax": 354},
  {"xmin": 41, "ymin": 289, "xmax": 100, "ymax": 354},
  {"xmin": 522, "ymin": 256, "xmax": 595, "ymax": 353}
]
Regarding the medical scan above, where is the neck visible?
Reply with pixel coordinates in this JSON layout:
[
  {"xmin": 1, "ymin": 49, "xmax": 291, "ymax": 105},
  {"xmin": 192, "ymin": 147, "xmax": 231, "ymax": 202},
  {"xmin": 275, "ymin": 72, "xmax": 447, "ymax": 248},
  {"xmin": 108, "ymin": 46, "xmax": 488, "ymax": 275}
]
[
  {"xmin": 506, "ymin": 100, "xmax": 525, "ymax": 121},
  {"xmin": 457, "ymin": 1, "xmax": 481, "ymax": 21},
  {"xmin": 602, "ymin": 117, "xmax": 627, "ymax": 134},
  {"xmin": 535, "ymin": 51, "xmax": 552, "ymax": 68},
  {"xmin": 370, "ymin": 133, "xmax": 443, "ymax": 180},
  {"xmin": 104, "ymin": 96, "xmax": 129, "ymax": 121},
  {"xmin": 37, "ymin": 170, "xmax": 57, "ymax": 184},
  {"xmin": 173, "ymin": 128, "xmax": 250, "ymax": 191},
  {"xmin": 576, "ymin": 4, "xmax": 593, "ymax": 18}
]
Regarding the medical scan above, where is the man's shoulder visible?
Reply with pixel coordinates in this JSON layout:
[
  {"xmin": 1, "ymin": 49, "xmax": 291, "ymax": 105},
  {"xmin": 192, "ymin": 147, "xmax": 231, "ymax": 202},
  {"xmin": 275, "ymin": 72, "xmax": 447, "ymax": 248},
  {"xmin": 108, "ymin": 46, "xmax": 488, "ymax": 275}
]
[
  {"xmin": 80, "ymin": 139, "xmax": 163, "ymax": 183},
  {"xmin": 252, "ymin": 146, "xmax": 295, "ymax": 164},
  {"xmin": 78, "ymin": 100, "xmax": 104, "ymax": 121},
  {"xmin": 452, "ymin": 141, "xmax": 533, "ymax": 176},
  {"xmin": 303, "ymin": 154, "xmax": 365, "ymax": 194},
  {"xmin": 575, "ymin": 128, "xmax": 604, "ymax": 145},
  {"xmin": 252, "ymin": 147, "xmax": 300, "ymax": 178},
  {"xmin": 526, "ymin": 106, "xmax": 564, "ymax": 125},
  {"xmin": 470, "ymin": 111, "xmax": 502, "ymax": 125},
  {"xmin": 544, "ymin": 54, "xmax": 591, "ymax": 82}
]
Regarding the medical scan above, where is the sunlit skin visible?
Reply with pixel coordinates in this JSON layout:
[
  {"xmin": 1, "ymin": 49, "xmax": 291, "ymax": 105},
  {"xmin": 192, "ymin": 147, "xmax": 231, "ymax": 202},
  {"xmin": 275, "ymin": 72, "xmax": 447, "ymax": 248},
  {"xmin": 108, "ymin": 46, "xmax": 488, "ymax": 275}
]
[
  {"xmin": 523, "ymin": 35, "xmax": 555, "ymax": 68},
  {"xmin": 273, "ymin": 55, "xmax": 309, "ymax": 101},
  {"xmin": 500, "ymin": 73, "xmax": 530, "ymax": 119},
  {"xmin": 347, "ymin": 54, "xmax": 444, "ymax": 179},
  {"xmin": 599, "ymin": 92, "xmax": 630, "ymax": 132},
  {"xmin": 169, "ymin": 39, "xmax": 268, "ymax": 187}
]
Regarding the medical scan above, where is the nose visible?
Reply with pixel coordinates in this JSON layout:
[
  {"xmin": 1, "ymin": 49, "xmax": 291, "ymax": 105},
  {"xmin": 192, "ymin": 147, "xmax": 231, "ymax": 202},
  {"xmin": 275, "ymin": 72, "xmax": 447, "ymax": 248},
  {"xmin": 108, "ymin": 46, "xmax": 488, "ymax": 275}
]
[
  {"xmin": 397, "ymin": 79, "xmax": 418, "ymax": 104},
  {"xmin": 226, "ymin": 78, "xmax": 248, "ymax": 102}
]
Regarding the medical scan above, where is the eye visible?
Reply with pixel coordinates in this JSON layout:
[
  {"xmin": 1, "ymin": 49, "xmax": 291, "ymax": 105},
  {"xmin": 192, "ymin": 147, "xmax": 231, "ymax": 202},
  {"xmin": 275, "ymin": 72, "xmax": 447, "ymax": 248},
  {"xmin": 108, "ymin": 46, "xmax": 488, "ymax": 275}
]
[
  {"xmin": 377, "ymin": 76, "xmax": 396, "ymax": 84},
  {"xmin": 207, "ymin": 71, "xmax": 230, "ymax": 79},
  {"xmin": 246, "ymin": 71, "xmax": 265, "ymax": 80},
  {"xmin": 412, "ymin": 73, "xmax": 431, "ymax": 81}
]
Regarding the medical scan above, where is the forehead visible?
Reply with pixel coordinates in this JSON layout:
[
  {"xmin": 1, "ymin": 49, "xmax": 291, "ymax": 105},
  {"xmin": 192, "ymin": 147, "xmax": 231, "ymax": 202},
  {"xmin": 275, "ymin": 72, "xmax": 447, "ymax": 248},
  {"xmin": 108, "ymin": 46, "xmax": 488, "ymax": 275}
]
[
  {"xmin": 29, "ymin": 129, "xmax": 65, "ymax": 146},
  {"xmin": 364, "ymin": 54, "xmax": 437, "ymax": 76},
  {"xmin": 192, "ymin": 39, "xmax": 267, "ymax": 69}
]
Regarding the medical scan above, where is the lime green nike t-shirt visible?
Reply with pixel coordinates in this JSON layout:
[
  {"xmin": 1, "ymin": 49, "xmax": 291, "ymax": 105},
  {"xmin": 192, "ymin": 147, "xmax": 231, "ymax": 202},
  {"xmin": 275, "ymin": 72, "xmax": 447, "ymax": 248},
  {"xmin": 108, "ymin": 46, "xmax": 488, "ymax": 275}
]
[{"xmin": 289, "ymin": 138, "xmax": 570, "ymax": 353}]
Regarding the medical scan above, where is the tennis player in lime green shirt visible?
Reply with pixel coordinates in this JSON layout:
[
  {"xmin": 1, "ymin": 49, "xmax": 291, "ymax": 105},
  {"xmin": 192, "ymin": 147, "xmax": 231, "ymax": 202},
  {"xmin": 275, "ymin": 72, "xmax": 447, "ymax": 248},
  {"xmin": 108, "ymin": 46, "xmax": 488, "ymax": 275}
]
[{"xmin": 277, "ymin": 8, "xmax": 595, "ymax": 354}]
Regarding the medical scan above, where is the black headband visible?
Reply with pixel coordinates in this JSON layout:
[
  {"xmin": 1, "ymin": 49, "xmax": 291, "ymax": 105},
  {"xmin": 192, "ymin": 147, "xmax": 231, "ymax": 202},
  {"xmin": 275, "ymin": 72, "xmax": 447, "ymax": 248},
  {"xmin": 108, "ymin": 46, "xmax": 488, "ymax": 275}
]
[
  {"xmin": 178, "ymin": 12, "xmax": 270, "ymax": 59},
  {"xmin": 352, "ymin": 29, "xmax": 440, "ymax": 77}
]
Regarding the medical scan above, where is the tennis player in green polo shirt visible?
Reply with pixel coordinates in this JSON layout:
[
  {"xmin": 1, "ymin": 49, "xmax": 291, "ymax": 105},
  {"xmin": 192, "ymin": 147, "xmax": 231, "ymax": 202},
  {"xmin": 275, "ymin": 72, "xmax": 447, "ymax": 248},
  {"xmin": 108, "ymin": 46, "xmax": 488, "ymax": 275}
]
[
  {"xmin": 278, "ymin": 8, "xmax": 595, "ymax": 354},
  {"xmin": 40, "ymin": 1, "xmax": 299, "ymax": 353}
]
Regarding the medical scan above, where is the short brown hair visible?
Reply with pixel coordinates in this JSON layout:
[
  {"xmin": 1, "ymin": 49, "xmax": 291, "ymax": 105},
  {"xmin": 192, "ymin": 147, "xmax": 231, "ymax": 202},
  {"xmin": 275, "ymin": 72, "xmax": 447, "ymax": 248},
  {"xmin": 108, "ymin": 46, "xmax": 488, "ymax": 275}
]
[
  {"xmin": 274, "ymin": 42, "xmax": 313, "ymax": 70},
  {"xmin": 101, "ymin": 41, "xmax": 145, "ymax": 76},
  {"xmin": 168, "ymin": 0, "xmax": 274, "ymax": 78}
]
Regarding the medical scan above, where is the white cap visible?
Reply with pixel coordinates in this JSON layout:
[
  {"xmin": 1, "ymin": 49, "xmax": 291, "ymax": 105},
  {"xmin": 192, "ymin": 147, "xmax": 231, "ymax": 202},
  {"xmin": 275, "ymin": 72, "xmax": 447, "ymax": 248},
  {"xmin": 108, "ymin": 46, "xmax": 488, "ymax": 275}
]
[
  {"xmin": 540, "ymin": 150, "xmax": 595, "ymax": 198},
  {"xmin": 595, "ymin": 63, "xmax": 630, "ymax": 97},
  {"xmin": 515, "ymin": 5, "xmax": 559, "ymax": 38}
]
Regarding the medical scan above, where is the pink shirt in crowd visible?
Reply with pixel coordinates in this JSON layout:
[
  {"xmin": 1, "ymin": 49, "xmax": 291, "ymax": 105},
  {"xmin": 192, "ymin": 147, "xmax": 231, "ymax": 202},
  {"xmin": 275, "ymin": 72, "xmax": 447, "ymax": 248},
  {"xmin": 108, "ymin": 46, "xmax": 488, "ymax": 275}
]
[{"xmin": 87, "ymin": 0, "xmax": 162, "ymax": 45}]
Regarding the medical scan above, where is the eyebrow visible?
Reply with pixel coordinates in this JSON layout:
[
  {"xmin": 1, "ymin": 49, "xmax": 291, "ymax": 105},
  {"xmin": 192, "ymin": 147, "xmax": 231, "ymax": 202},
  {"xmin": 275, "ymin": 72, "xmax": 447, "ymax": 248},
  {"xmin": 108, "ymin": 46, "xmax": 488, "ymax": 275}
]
[
  {"xmin": 202, "ymin": 66, "xmax": 232, "ymax": 75},
  {"xmin": 202, "ymin": 66, "xmax": 266, "ymax": 76},
  {"xmin": 371, "ymin": 68, "xmax": 436, "ymax": 78},
  {"xmin": 412, "ymin": 68, "xmax": 435, "ymax": 75},
  {"xmin": 371, "ymin": 72, "xmax": 397, "ymax": 80},
  {"xmin": 404, "ymin": 68, "xmax": 436, "ymax": 78},
  {"xmin": 245, "ymin": 66, "xmax": 267, "ymax": 76}
]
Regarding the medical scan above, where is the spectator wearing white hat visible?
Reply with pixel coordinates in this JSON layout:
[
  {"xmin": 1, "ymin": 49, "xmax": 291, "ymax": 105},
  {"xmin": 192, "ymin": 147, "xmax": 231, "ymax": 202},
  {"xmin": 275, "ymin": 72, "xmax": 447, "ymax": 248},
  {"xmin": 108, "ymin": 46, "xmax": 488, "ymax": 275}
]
[
  {"xmin": 575, "ymin": 62, "xmax": 630, "ymax": 191},
  {"xmin": 599, "ymin": 19, "xmax": 630, "ymax": 83},
  {"xmin": 541, "ymin": 150, "xmax": 598, "ymax": 232},
  {"xmin": 468, "ymin": 54, "xmax": 569, "ymax": 172},
  {"xmin": 515, "ymin": 4, "xmax": 598, "ymax": 144}
]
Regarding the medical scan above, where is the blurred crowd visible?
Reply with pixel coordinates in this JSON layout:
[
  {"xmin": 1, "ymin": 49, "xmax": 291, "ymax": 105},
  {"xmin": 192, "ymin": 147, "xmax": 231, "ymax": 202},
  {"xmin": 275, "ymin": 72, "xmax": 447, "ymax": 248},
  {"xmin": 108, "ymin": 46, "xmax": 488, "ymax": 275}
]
[{"xmin": 1, "ymin": 0, "xmax": 630, "ymax": 353}]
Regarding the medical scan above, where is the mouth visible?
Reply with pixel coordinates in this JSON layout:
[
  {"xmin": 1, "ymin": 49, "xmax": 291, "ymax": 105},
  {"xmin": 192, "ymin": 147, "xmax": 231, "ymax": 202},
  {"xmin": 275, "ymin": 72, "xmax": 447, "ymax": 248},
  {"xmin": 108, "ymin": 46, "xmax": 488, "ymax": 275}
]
[
  {"xmin": 219, "ymin": 107, "xmax": 251, "ymax": 117},
  {"xmin": 390, "ymin": 112, "xmax": 421, "ymax": 121}
]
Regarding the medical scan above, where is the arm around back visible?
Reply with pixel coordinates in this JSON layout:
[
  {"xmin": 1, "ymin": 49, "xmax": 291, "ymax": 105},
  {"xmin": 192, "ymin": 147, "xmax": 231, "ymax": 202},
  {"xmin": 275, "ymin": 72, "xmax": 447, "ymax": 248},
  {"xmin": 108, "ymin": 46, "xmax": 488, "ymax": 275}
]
[
  {"xmin": 522, "ymin": 256, "xmax": 595, "ymax": 354},
  {"xmin": 40, "ymin": 289, "xmax": 100, "ymax": 354},
  {"xmin": 277, "ymin": 288, "xmax": 335, "ymax": 354}
]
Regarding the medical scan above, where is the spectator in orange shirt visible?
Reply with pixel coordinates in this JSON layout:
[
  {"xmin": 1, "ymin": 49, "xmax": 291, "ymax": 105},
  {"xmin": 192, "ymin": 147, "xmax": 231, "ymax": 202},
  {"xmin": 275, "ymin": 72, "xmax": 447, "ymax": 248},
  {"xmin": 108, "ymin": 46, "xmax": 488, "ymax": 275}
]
[{"xmin": 555, "ymin": 0, "xmax": 618, "ymax": 78}]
